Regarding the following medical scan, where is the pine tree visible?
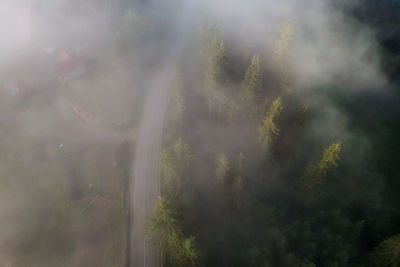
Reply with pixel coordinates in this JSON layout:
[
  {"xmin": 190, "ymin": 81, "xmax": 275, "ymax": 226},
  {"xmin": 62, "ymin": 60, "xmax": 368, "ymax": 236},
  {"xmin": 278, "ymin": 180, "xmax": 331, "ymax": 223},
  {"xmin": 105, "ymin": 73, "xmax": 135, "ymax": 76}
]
[
  {"xmin": 241, "ymin": 55, "xmax": 262, "ymax": 107},
  {"xmin": 215, "ymin": 153, "xmax": 230, "ymax": 185},
  {"xmin": 258, "ymin": 97, "xmax": 283, "ymax": 149},
  {"xmin": 205, "ymin": 32, "xmax": 226, "ymax": 118},
  {"xmin": 146, "ymin": 197, "xmax": 178, "ymax": 257},
  {"xmin": 226, "ymin": 100, "xmax": 240, "ymax": 125},
  {"xmin": 146, "ymin": 198, "xmax": 200, "ymax": 267},
  {"xmin": 316, "ymin": 141, "xmax": 342, "ymax": 179},
  {"xmin": 205, "ymin": 32, "xmax": 225, "ymax": 89},
  {"xmin": 302, "ymin": 141, "xmax": 342, "ymax": 191},
  {"xmin": 371, "ymin": 234, "xmax": 400, "ymax": 267},
  {"xmin": 160, "ymin": 138, "xmax": 193, "ymax": 196},
  {"xmin": 273, "ymin": 20, "xmax": 294, "ymax": 92},
  {"xmin": 167, "ymin": 231, "xmax": 200, "ymax": 267}
]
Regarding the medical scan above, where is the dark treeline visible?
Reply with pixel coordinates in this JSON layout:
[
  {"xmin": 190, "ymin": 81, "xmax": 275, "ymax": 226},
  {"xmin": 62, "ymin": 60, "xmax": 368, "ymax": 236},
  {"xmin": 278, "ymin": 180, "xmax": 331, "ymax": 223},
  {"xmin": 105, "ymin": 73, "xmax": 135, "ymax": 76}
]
[{"xmin": 146, "ymin": 1, "xmax": 400, "ymax": 267}]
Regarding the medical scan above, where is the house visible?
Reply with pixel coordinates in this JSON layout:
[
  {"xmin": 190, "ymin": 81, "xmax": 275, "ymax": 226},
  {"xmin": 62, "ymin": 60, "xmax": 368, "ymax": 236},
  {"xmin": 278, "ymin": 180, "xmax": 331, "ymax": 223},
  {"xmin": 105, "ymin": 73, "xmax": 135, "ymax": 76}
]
[{"xmin": 55, "ymin": 52, "xmax": 86, "ymax": 81}]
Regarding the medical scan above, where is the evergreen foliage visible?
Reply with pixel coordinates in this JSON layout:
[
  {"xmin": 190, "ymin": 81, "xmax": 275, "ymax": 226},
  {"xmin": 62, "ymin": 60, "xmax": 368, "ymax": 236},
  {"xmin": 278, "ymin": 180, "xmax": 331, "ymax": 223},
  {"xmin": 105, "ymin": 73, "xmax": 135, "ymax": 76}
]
[
  {"xmin": 371, "ymin": 234, "xmax": 400, "ymax": 267},
  {"xmin": 242, "ymin": 55, "xmax": 262, "ymax": 107},
  {"xmin": 225, "ymin": 100, "xmax": 240, "ymax": 125},
  {"xmin": 146, "ymin": 198, "xmax": 200, "ymax": 267},
  {"xmin": 273, "ymin": 20, "xmax": 294, "ymax": 91},
  {"xmin": 258, "ymin": 97, "xmax": 283, "ymax": 149},
  {"xmin": 301, "ymin": 141, "xmax": 342, "ymax": 192},
  {"xmin": 160, "ymin": 138, "xmax": 193, "ymax": 196},
  {"xmin": 204, "ymin": 30, "xmax": 227, "ymax": 118},
  {"xmin": 215, "ymin": 153, "xmax": 230, "ymax": 185}
]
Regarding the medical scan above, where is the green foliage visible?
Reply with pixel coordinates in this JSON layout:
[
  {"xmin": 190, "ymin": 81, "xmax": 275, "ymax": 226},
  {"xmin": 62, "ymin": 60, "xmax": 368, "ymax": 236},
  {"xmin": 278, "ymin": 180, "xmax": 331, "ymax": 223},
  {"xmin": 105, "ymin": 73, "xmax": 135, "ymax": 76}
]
[
  {"xmin": 167, "ymin": 231, "xmax": 200, "ymax": 267},
  {"xmin": 215, "ymin": 153, "xmax": 230, "ymax": 185},
  {"xmin": 209, "ymin": 89, "xmax": 229, "ymax": 120},
  {"xmin": 146, "ymin": 198, "xmax": 200, "ymax": 267},
  {"xmin": 258, "ymin": 97, "xmax": 283, "ymax": 149},
  {"xmin": 370, "ymin": 234, "xmax": 400, "ymax": 267},
  {"xmin": 225, "ymin": 100, "xmax": 240, "ymax": 125},
  {"xmin": 146, "ymin": 197, "xmax": 178, "ymax": 257},
  {"xmin": 151, "ymin": 7, "xmax": 400, "ymax": 267},
  {"xmin": 317, "ymin": 141, "xmax": 342, "ymax": 178},
  {"xmin": 273, "ymin": 20, "xmax": 294, "ymax": 92},
  {"xmin": 204, "ymin": 31, "xmax": 227, "ymax": 118},
  {"xmin": 205, "ymin": 32, "xmax": 226, "ymax": 89},
  {"xmin": 161, "ymin": 138, "xmax": 193, "ymax": 196},
  {"xmin": 273, "ymin": 20, "xmax": 294, "ymax": 69},
  {"xmin": 241, "ymin": 55, "xmax": 262, "ymax": 106},
  {"xmin": 301, "ymin": 142, "xmax": 342, "ymax": 192}
]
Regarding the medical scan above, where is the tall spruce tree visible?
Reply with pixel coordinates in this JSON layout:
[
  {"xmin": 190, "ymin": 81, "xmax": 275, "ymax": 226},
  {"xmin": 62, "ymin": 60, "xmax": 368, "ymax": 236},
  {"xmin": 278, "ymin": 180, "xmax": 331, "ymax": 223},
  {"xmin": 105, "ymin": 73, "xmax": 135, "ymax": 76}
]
[
  {"xmin": 241, "ymin": 55, "xmax": 262, "ymax": 108},
  {"xmin": 215, "ymin": 153, "xmax": 230, "ymax": 185},
  {"xmin": 226, "ymin": 100, "xmax": 240, "ymax": 125},
  {"xmin": 205, "ymin": 31, "xmax": 226, "ymax": 118},
  {"xmin": 160, "ymin": 138, "xmax": 193, "ymax": 196},
  {"xmin": 273, "ymin": 20, "xmax": 294, "ymax": 92},
  {"xmin": 258, "ymin": 97, "xmax": 283, "ymax": 149},
  {"xmin": 146, "ymin": 198, "xmax": 200, "ymax": 267},
  {"xmin": 302, "ymin": 141, "xmax": 342, "ymax": 191}
]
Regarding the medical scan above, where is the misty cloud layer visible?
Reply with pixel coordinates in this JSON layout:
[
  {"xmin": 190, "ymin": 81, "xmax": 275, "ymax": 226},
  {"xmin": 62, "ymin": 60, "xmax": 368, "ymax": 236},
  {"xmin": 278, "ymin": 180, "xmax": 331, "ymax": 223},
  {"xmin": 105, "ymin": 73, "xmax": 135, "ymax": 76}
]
[{"xmin": 0, "ymin": 0, "xmax": 398, "ymax": 266}]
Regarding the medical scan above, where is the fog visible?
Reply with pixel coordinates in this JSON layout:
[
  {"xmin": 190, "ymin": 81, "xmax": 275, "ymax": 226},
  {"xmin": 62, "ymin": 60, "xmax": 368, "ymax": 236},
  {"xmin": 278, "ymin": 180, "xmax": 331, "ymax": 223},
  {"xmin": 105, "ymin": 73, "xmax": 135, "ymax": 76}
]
[{"xmin": 0, "ymin": 0, "xmax": 398, "ymax": 266}]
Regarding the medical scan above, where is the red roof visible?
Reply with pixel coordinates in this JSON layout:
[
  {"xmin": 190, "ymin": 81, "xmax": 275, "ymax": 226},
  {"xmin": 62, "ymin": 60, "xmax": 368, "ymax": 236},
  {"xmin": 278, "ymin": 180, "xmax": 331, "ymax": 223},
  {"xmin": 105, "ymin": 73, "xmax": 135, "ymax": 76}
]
[{"xmin": 55, "ymin": 53, "xmax": 85, "ymax": 76}]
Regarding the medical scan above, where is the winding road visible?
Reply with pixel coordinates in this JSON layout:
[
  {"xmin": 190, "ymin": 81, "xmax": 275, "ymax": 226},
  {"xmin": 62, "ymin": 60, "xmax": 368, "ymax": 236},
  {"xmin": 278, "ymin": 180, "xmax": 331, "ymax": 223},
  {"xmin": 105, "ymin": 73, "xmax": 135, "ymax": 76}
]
[{"xmin": 127, "ymin": 1, "xmax": 197, "ymax": 266}]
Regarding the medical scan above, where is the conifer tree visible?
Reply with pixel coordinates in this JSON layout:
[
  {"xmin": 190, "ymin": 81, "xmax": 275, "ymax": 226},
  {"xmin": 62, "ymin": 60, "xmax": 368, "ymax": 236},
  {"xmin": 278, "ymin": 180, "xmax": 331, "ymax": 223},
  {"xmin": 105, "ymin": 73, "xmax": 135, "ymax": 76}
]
[
  {"xmin": 205, "ymin": 33, "xmax": 225, "ymax": 89},
  {"xmin": 146, "ymin": 198, "xmax": 200, "ymax": 267},
  {"xmin": 316, "ymin": 141, "xmax": 342, "ymax": 179},
  {"xmin": 302, "ymin": 141, "xmax": 342, "ymax": 191},
  {"xmin": 226, "ymin": 100, "xmax": 240, "ymax": 125},
  {"xmin": 273, "ymin": 20, "xmax": 294, "ymax": 92},
  {"xmin": 205, "ymin": 31, "xmax": 226, "ymax": 118},
  {"xmin": 258, "ymin": 97, "xmax": 283, "ymax": 149},
  {"xmin": 215, "ymin": 153, "xmax": 230, "ymax": 185},
  {"xmin": 146, "ymin": 197, "xmax": 178, "ymax": 257},
  {"xmin": 241, "ymin": 55, "xmax": 262, "ymax": 107},
  {"xmin": 160, "ymin": 138, "xmax": 193, "ymax": 196},
  {"xmin": 371, "ymin": 234, "xmax": 400, "ymax": 267},
  {"xmin": 167, "ymin": 231, "xmax": 199, "ymax": 267}
]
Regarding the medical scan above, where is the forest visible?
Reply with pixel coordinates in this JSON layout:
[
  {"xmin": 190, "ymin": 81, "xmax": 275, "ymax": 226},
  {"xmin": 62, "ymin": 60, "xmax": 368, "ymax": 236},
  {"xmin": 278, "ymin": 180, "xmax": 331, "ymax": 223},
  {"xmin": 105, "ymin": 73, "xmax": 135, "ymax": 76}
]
[
  {"xmin": 146, "ymin": 1, "xmax": 400, "ymax": 267},
  {"xmin": 0, "ymin": 0, "xmax": 400, "ymax": 266}
]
